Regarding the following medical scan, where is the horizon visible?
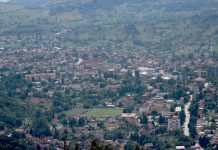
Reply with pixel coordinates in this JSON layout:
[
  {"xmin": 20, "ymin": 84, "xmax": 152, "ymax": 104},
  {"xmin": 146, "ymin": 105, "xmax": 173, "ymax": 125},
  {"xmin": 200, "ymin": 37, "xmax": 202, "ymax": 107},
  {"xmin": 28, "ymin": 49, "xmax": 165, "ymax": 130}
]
[{"xmin": 0, "ymin": 0, "xmax": 9, "ymax": 2}]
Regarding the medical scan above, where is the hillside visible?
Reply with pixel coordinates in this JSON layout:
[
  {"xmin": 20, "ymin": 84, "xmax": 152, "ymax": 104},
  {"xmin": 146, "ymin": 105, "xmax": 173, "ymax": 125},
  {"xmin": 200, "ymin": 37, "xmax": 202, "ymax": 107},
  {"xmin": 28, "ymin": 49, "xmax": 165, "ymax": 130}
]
[
  {"xmin": 0, "ymin": 0, "xmax": 217, "ymax": 51},
  {"xmin": 0, "ymin": 92, "xmax": 31, "ymax": 128},
  {"xmin": 9, "ymin": 0, "xmax": 50, "ymax": 7}
]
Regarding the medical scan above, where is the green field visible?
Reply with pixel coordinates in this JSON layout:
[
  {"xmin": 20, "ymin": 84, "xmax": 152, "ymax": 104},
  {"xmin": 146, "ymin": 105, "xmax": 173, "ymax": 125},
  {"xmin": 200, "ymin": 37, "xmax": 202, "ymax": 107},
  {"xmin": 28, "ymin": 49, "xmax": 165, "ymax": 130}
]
[
  {"xmin": 82, "ymin": 108, "xmax": 123, "ymax": 118},
  {"xmin": 63, "ymin": 108, "xmax": 89, "ymax": 116}
]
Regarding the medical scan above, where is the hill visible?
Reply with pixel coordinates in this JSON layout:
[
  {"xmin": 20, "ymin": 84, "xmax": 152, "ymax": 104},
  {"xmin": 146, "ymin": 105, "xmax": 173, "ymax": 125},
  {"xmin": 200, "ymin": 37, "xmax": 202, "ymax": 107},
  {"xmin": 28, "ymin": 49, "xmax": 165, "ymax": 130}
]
[
  {"xmin": 0, "ymin": 92, "xmax": 32, "ymax": 128},
  {"xmin": 9, "ymin": 0, "xmax": 50, "ymax": 7},
  {"xmin": 0, "ymin": 0, "xmax": 217, "ymax": 51}
]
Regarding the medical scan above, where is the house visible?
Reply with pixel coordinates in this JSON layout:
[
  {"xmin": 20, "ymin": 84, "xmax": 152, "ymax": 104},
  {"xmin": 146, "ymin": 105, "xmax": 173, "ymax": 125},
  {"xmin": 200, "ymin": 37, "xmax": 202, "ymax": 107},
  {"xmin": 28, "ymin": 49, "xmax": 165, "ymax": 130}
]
[
  {"xmin": 121, "ymin": 113, "xmax": 137, "ymax": 118},
  {"xmin": 176, "ymin": 146, "xmax": 185, "ymax": 150},
  {"xmin": 166, "ymin": 99, "xmax": 175, "ymax": 108},
  {"xmin": 168, "ymin": 116, "xmax": 180, "ymax": 131},
  {"xmin": 25, "ymin": 73, "xmax": 56, "ymax": 81},
  {"xmin": 144, "ymin": 143, "xmax": 154, "ymax": 150},
  {"xmin": 194, "ymin": 77, "xmax": 205, "ymax": 84},
  {"xmin": 139, "ymin": 103, "xmax": 150, "ymax": 113},
  {"xmin": 0, "ymin": 131, "xmax": 6, "ymax": 135},
  {"xmin": 162, "ymin": 111, "xmax": 175, "ymax": 118},
  {"xmin": 175, "ymin": 107, "xmax": 182, "ymax": 113},
  {"xmin": 107, "ymin": 116, "xmax": 116, "ymax": 123},
  {"xmin": 198, "ymin": 108, "xmax": 204, "ymax": 118},
  {"xmin": 122, "ymin": 97, "xmax": 133, "ymax": 106},
  {"xmin": 106, "ymin": 104, "xmax": 116, "ymax": 108},
  {"xmin": 191, "ymin": 143, "xmax": 201, "ymax": 150},
  {"xmin": 150, "ymin": 102, "xmax": 166, "ymax": 114}
]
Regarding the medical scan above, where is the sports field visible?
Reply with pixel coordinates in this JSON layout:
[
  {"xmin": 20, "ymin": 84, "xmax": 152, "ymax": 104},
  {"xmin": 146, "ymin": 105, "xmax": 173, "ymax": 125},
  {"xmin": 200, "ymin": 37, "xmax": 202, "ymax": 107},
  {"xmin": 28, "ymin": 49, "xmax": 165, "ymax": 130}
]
[
  {"xmin": 82, "ymin": 108, "xmax": 123, "ymax": 117},
  {"xmin": 63, "ymin": 108, "xmax": 89, "ymax": 116}
]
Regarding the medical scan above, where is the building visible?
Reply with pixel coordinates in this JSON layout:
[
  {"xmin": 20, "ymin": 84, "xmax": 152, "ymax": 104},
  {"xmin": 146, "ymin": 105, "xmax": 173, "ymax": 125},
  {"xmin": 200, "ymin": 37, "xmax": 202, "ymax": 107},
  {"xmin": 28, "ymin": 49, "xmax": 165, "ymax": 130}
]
[
  {"xmin": 168, "ymin": 116, "xmax": 180, "ymax": 131},
  {"xmin": 25, "ymin": 73, "xmax": 56, "ymax": 81},
  {"xmin": 176, "ymin": 146, "xmax": 185, "ymax": 150}
]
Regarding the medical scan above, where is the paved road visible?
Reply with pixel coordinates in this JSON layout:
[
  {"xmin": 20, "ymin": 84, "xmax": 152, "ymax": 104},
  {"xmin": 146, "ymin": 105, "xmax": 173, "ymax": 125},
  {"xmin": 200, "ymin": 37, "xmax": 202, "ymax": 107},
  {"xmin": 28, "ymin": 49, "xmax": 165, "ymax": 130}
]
[{"xmin": 183, "ymin": 95, "xmax": 193, "ymax": 136}]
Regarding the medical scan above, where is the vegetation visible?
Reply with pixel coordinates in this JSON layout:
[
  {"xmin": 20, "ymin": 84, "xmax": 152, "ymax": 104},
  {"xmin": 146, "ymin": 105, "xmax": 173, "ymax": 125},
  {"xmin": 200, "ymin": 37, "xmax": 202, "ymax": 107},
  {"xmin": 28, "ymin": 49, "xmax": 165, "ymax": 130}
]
[
  {"xmin": 0, "ymin": 0, "xmax": 217, "ymax": 149},
  {"xmin": 0, "ymin": 0, "xmax": 217, "ymax": 51},
  {"xmin": 31, "ymin": 111, "xmax": 51, "ymax": 137},
  {"xmin": 0, "ymin": 92, "xmax": 31, "ymax": 128},
  {"xmin": 0, "ymin": 134, "xmax": 36, "ymax": 150}
]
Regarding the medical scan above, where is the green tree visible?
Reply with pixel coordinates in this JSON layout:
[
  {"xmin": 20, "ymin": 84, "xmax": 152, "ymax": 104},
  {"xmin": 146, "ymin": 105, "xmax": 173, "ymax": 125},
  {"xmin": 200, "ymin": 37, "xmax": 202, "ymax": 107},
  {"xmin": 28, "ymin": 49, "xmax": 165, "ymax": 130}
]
[
  {"xmin": 124, "ymin": 141, "xmax": 135, "ymax": 150},
  {"xmin": 78, "ymin": 118, "xmax": 86, "ymax": 127},
  {"xmin": 53, "ymin": 129, "xmax": 59, "ymax": 139},
  {"xmin": 31, "ymin": 112, "xmax": 51, "ymax": 137},
  {"xmin": 151, "ymin": 110, "xmax": 158, "ymax": 116},
  {"xmin": 179, "ymin": 110, "xmax": 186, "ymax": 125},
  {"xmin": 199, "ymin": 136, "xmax": 210, "ymax": 148},
  {"xmin": 97, "ymin": 122, "xmax": 105, "ymax": 129},
  {"xmin": 159, "ymin": 115, "xmax": 166, "ymax": 124},
  {"xmin": 140, "ymin": 113, "xmax": 148, "ymax": 125}
]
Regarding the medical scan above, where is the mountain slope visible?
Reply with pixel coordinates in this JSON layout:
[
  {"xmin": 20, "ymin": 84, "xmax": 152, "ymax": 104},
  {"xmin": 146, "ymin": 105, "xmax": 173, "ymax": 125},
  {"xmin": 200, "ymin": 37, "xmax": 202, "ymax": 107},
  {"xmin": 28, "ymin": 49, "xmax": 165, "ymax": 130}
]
[
  {"xmin": 1, "ymin": 0, "xmax": 217, "ymax": 51},
  {"xmin": 0, "ymin": 93, "xmax": 31, "ymax": 128},
  {"xmin": 9, "ymin": 0, "xmax": 50, "ymax": 7}
]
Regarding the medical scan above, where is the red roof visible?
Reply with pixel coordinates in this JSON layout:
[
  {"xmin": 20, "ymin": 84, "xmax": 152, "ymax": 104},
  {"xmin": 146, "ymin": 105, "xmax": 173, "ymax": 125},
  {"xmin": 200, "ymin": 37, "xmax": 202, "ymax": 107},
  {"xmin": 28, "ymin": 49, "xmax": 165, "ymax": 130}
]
[
  {"xmin": 143, "ymin": 103, "xmax": 149, "ymax": 108},
  {"xmin": 150, "ymin": 103, "xmax": 163, "ymax": 109},
  {"xmin": 123, "ymin": 97, "xmax": 131, "ymax": 104}
]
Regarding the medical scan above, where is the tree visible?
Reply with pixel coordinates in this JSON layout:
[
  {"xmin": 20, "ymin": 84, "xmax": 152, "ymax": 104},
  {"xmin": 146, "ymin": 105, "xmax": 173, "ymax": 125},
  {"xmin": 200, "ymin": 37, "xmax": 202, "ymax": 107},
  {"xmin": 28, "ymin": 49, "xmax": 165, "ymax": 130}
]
[
  {"xmin": 123, "ymin": 107, "xmax": 133, "ymax": 113},
  {"xmin": 37, "ymin": 144, "xmax": 41, "ymax": 150},
  {"xmin": 0, "ymin": 135, "xmax": 36, "ymax": 150},
  {"xmin": 12, "ymin": 131, "xmax": 25, "ymax": 139},
  {"xmin": 78, "ymin": 118, "xmax": 86, "ymax": 127},
  {"xmin": 155, "ymin": 127, "xmax": 167, "ymax": 134},
  {"xmin": 151, "ymin": 110, "xmax": 158, "ymax": 116},
  {"xmin": 20, "ymin": 92, "xmax": 27, "ymax": 100},
  {"xmin": 172, "ymin": 88, "xmax": 187, "ymax": 100},
  {"xmin": 208, "ymin": 122, "xmax": 216, "ymax": 130},
  {"xmin": 135, "ymin": 70, "xmax": 140, "ymax": 79},
  {"xmin": 130, "ymin": 133, "xmax": 139, "ymax": 141},
  {"xmin": 69, "ymin": 118, "xmax": 77, "ymax": 128},
  {"xmin": 31, "ymin": 112, "xmax": 51, "ymax": 137},
  {"xmin": 104, "ymin": 130, "xmax": 124, "ymax": 140},
  {"xmin": 0, "ymin": 122, "xmax": 5, "ymax": 130},
  {"xmin": 199, "ymin": 136, "xmax": 210, "ymax": 148},
  {"xmin": 124, "ymin": 141, "xmax": 135, "ymax": 150},
  {"xmin": 170, "ymin": 106, "xmax": 175, "ymax": 112},
  {"xmin": 97, "ymin": 122, "xmax": 105, "ymax": 129},
  {"xmin": 82, "ymin": 53, "xmax": 89, "ymax": 60},
  {"xmin": 140, "ymin": 113, "xmax": 148, "ymax": 125},
  {"xmin": 179, "ymin": 110, "xmax": 186, "ymax": 125},
  {"xmin": 159, "ymin": 115, "xmax": 166, "ymax": 124},
  {"xmin": 53, "ymin": 129, "xmax": 59, "ymax": 139}
]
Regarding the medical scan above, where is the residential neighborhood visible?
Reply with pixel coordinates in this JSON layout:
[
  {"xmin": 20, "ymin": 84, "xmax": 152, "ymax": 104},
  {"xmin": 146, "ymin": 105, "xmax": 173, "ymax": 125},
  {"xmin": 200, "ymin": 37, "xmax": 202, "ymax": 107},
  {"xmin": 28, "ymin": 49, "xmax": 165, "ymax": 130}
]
[
  {"xmin": 0, "ymin": 0, "xmax": 218, "ymax": 149},
  {"xmin": 0, "ymin": 31, "xmax": 218, "ymax": 149}
]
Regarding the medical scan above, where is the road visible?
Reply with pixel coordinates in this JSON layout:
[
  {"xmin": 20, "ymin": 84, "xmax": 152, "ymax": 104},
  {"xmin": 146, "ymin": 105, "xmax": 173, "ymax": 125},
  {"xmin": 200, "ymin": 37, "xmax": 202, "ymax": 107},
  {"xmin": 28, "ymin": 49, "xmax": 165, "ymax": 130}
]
[{"xmin": 183, "ymin": 95, "xmax": 193, "ymax": 136}]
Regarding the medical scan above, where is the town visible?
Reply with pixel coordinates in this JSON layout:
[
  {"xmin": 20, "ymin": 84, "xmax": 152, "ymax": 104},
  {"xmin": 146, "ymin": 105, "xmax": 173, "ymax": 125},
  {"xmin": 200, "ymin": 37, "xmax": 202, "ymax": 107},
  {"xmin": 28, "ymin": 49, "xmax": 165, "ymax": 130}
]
[{"xmin": 0, "ymin": 31, "xmax": 217, "ymax": 150}]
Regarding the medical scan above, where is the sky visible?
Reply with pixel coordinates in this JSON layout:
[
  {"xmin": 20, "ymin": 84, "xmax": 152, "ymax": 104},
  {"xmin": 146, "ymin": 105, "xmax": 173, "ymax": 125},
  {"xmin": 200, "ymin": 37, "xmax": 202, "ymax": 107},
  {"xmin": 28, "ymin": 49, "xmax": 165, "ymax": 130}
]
[{"xmin": 0, "ymin": 0, "xmax": 9, "ymax": 2}]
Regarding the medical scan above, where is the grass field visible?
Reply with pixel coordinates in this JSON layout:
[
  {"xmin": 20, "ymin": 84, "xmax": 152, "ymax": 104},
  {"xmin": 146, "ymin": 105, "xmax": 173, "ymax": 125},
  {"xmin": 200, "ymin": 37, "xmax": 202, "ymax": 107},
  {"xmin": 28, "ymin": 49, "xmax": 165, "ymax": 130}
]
[
  {"xmin": 214, "ymin": 45, "xmax": 218, "ymax": 52},
  {"xmin": 82, "ymin": 108, "xmax": 123, "ymax": 118},
  {"xmin": 63, "ymin": 108, "xmax": 89, "ymax": 116}
]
